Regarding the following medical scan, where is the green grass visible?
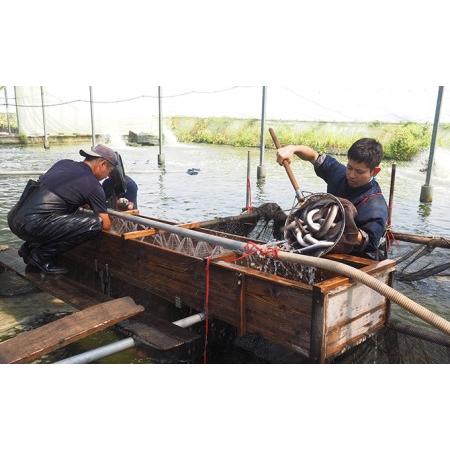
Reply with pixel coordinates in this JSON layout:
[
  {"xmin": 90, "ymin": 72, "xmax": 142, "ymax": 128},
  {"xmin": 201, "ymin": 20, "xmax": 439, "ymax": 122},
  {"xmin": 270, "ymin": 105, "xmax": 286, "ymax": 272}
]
[
  {"xmin": 0, "ymin": 113, "xmax": 17, "ymax": 130},
  {"xmin": 170, "ymin": 117, "xmax": 441, "ymax": 161}
]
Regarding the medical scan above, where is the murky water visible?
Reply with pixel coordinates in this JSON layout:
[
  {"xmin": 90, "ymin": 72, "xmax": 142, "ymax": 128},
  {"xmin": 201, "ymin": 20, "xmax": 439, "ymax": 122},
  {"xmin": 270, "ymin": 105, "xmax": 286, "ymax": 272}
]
[{"xmin": 1, "ymin": 141, "xmax": 449, "ymax": 363}]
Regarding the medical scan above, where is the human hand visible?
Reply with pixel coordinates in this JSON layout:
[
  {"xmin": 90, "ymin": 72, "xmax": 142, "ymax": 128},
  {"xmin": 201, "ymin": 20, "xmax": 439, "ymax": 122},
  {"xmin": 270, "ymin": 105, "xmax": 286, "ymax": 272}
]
[{"xmin": 276, "ymin": 145, "xmax": 297, "ymax": 166}]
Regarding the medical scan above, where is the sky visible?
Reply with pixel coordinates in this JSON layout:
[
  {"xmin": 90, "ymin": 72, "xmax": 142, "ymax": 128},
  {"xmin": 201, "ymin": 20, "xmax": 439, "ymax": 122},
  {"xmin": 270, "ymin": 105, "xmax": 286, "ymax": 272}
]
[{"xmin": 2, "ymin": 85, "xmax": 449, "ymax": 136}]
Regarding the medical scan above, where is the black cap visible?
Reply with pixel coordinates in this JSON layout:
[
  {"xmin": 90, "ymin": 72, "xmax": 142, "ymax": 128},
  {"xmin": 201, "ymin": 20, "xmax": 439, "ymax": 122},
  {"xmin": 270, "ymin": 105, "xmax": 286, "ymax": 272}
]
[{"xmin": 79, "ymin": 144, "xmax": 118, "ymax": 166}]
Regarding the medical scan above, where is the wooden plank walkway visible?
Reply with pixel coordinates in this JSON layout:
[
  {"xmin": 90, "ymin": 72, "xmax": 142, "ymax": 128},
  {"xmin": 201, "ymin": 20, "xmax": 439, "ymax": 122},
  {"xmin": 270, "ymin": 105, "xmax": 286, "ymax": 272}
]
[{"xmin": 0, "ymin": 297, "xmax": 144, "ymax": 364}]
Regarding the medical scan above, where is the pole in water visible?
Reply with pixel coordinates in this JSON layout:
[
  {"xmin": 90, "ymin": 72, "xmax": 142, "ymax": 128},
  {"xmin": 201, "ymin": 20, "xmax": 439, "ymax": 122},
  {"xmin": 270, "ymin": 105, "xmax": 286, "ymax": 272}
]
[
  {"xmin": 246, "ymin": 150, "xmax": 252, "ymax": 210},
  {"xmin": 157, "ymin": 86, "xmax": 165, "ymax": 166},
  {"xmin": 387, "ymin": 163, "xmax": 396, "ymax": 226},
  {"xmin": 89, "ymin": 86, "xmax": 96, "ymax": 150},
  {"xmin": 40, "ymin": 86, "xmax": 49, "ymax": 149},
  {"xmin": 257, "ymin": 86, "xmax": 267, "ymax": 180},
  {"xmin": 14, "ymin": 86, "xmax": 20, "ymax": 135},
  {"xmin": 4, "ymin": 87, "xmax": 11, "ymax": 134},
  {"xmin": 420, "ymin": 85, "xmax": 444, "ymax": 203}
]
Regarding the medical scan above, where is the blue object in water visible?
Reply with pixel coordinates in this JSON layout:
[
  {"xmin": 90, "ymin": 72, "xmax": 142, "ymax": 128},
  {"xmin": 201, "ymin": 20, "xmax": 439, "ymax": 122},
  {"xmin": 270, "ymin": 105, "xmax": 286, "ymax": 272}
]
[{"xmin": 187, "ymin": 168, "xmax": 200, "ymax": 175}]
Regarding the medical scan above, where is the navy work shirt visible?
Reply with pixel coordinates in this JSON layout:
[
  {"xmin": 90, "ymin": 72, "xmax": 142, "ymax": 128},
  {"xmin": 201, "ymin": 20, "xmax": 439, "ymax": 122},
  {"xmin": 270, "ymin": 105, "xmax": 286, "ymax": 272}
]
[
  {"xmin": 39, "ymin": 159, "xmax": 107, "ymax": 215},
  {"xmin": 102, "ymin": 175, "xmax": 138, "ymax": 207},
  {"xmin": 314, "ymin": 155, "xmax": 388, "ymax": 253}
]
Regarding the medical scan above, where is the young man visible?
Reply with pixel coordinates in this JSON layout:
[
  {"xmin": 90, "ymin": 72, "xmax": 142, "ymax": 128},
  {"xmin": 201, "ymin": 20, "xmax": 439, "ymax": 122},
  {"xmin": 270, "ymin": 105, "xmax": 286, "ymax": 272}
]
[
  {"xmin": 102, "ymin": 174, "xmax": 138, "ymax": 211},
  {"xmin": 8, "ymin": 144, "xmax": 117, "ymax": 274},
  {"xmin": 277, "ymin": 138, "xmax": 388, "ymax": 258}
]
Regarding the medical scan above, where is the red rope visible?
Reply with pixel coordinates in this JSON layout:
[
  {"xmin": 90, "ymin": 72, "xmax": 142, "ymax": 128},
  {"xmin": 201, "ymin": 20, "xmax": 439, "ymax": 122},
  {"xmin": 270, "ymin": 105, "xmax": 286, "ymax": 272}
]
[
  {"xmin": 246, "ymin": 177, "xmax": 253, "ymax": 212},
  {"xmin": 203, "ymin": 256, "xmax": 211, "ymax": 364},
  {"xmin": 385, "ymin": 227, "xmax": 398, "ymax": 251}
]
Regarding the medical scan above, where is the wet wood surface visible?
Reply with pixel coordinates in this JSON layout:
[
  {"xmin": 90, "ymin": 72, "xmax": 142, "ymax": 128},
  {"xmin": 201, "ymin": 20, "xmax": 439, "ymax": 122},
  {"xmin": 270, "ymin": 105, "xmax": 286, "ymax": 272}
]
[
  {"xmin": 0, "ymin": 297, "xmax": 143, "ymax": 364},
  {"xmin": 316, "ymin": 258, "xmax": 396, "ymax": 294},
  {"xmin": 122, "ymin": 229, "xmax": 158, "ymax": 240}
]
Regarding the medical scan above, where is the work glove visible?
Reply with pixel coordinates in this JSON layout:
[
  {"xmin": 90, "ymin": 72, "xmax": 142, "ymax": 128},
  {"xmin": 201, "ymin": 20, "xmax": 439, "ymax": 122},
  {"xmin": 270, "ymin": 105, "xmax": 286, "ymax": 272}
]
[
  {"xmin": 333, "ymin": 197, "xmax": 361, "ymax": 253},
  {"xmin": 117, "ymin": 198, "xmax": 132, "ymax": 211}
]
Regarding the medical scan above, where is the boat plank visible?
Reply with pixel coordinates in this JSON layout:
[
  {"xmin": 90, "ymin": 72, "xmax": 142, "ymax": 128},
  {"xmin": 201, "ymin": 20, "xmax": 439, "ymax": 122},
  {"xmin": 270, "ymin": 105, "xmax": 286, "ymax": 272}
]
[{"xmin": 0, "ymin": 297, "xmax": 144, "ymax": 364}]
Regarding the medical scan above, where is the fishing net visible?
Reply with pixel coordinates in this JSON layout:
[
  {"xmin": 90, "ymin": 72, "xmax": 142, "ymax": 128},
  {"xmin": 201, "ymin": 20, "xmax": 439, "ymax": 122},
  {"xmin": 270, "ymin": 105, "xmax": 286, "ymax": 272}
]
[{"xmin": 109, "ymin": 203, "xmax": 328, "ymax": 285}]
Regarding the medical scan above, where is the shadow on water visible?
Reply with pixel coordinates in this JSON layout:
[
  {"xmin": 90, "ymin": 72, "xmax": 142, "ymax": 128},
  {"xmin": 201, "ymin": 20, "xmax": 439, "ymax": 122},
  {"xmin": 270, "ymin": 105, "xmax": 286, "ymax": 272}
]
[{"xmin": 1, "ymin": 143, "xmax": 450, "ymax": 363}]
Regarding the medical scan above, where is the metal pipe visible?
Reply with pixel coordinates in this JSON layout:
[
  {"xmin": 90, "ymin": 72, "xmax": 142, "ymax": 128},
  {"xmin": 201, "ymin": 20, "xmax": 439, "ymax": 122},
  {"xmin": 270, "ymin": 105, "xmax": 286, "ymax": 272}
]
[
  {"xmin": 257, "ymin": 86, "xmax": 267, "ymax": 180},
  {"xmin": 40, "ymin": 86, "xmax": 49, "ymax": 149},
  {"xmin": 14, "ymin": 86, "xmax": 20, "ymax": 134},
  {"xmin": 89, "ymin": 86, "xmax": 96, "ymax": 150},
  {"xmin": 108, "ymin": 208, "xmax": 246, "ymax": 252},
  {"xmin": 157, "ymin": 86, "xmax": 165, "ymax": 166},
  {"xmin": 420, "ymin": 86, "xmax": 444, "ymax": 203},
  {"xmin": 55, "ymin": 312, "xmax": 206, "ymax": 364},
  {"xmin": 0, "ymin": 170, "xmax": 193, "ymax": 177},
  {"xmin": 4, "ymin": 86, "xmax": 11, "ymax": 133}
]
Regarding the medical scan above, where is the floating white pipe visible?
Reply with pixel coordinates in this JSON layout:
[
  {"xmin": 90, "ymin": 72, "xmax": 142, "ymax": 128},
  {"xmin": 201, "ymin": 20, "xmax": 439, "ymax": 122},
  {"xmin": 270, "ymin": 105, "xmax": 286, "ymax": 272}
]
[
  {"xmin": 54, "ymin": 312, "xmax": 206, "ymax": 364},
  {"xmin": 172, "ymin": 312, "xmax": 205, "ymax": 328},
  {"xmin": 54, "ymin": 337, "xmax": 135, "ymax": 364}
]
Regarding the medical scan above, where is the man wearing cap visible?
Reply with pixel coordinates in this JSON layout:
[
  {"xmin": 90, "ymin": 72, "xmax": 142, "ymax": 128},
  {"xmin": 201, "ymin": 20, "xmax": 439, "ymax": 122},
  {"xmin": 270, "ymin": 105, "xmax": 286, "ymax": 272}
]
[{"xmin": 7, "ymin": 144, "xmax": 117, "ymax": 274}]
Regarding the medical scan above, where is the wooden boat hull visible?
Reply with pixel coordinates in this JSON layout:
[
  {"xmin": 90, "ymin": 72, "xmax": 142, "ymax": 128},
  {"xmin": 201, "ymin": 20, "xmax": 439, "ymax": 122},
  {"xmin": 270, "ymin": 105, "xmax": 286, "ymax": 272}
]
[{"xmin": 61, "ymin": 214, "xmax": 395, "ymax": 362}]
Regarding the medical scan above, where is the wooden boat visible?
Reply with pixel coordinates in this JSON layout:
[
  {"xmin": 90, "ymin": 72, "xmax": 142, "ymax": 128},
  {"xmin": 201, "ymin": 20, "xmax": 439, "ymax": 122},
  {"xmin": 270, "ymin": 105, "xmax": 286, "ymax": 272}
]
[{"xmin": 0, "ymin": 209, "xmax": 396, "ymax": 363}]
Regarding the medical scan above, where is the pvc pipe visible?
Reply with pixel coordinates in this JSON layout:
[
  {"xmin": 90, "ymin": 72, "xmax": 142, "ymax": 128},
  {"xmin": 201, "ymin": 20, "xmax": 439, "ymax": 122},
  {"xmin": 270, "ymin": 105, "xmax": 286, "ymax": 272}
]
[
  {"xmin": 54, "ymin": 312, "xmax": 206, "ymax": 364},
  {"xmin": 55, "ymin": 337, "xmax": 135, "ymax": 364},
  {"xmin": 173, "ymin": 312, "xmax": 205, "ymax": 328},
  {"xmin": 107, "ymin": 209, "xmax": 450, "ymax": 336}
]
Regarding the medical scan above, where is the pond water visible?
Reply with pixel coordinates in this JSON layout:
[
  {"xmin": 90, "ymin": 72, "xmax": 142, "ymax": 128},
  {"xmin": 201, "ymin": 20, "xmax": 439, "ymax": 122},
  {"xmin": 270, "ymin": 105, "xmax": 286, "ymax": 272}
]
[{"xmin": 1, "ymin": 141, "xmax": 449, "ymax": 363}]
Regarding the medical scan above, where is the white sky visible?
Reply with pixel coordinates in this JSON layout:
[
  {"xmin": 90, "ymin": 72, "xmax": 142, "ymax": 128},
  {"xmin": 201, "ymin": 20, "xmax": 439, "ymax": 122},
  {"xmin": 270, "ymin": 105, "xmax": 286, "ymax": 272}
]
[{"xmin": 2, "ymin": 85, "xmax": 449, "ymax": 127}]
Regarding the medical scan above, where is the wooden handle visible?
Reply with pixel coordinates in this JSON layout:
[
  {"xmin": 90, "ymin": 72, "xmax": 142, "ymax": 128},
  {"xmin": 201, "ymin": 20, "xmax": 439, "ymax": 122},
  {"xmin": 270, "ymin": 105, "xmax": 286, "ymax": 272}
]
[{"xmin": 269, "ymin": 127, "xmax": 301, "ymax": 192}]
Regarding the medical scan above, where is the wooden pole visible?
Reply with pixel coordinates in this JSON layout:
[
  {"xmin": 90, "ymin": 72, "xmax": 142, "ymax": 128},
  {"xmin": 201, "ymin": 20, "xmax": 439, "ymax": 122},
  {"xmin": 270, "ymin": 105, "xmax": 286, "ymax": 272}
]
[{"xmin": 392, "ymin": 231, "xmax": 450, "ymax": 248}]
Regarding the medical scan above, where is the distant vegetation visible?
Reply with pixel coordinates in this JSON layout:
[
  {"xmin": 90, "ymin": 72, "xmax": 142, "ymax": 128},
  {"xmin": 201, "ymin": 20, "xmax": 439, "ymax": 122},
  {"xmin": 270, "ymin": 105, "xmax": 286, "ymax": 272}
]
[
  {"xmin": 170, "ymin": 117, "xmax": 450, "ymax": 161},
  {"xmin": 0, "ymin": 113, "xmax": 17, "ymax": 132}
]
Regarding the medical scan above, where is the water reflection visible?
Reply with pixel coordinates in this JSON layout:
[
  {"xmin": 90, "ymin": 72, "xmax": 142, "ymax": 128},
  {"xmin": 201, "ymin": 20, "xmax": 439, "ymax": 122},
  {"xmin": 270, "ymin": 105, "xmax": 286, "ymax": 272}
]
[{"xmin": 418, "ymin": 203, "xmax": 432, "ymax": 218}]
